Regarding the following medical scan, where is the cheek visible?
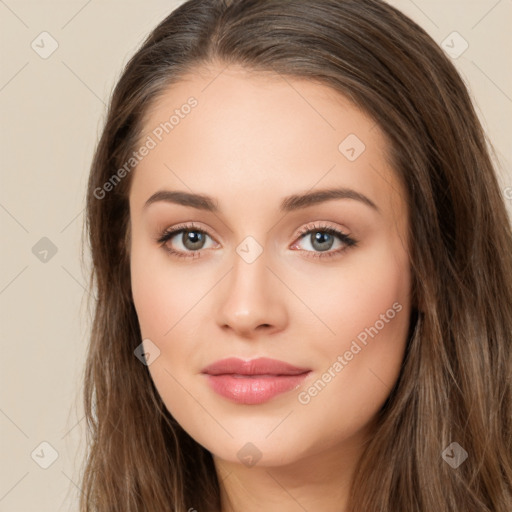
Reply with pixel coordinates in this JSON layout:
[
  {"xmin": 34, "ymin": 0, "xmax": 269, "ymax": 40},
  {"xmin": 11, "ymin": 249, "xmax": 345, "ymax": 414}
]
[
  {"xmin": 294, "ymin": 239, "xmax": 411, "ymax": 396},
  {"xmin": 130, "ymin": 244, "xmax": 215, "ymax": 395},
  {"xmin": 130, "ymin": 244, "xmax": 205, "ymax": 339},
  {"xmin": 130, "ymin": 249, "xmax": 207, "ymax": 425},
  {"xmin": 296, "ymin": 239, "xmax": 411, "ymax": 356},
  {"xmin": 297, "ymin": 242, "xmax": 411, "ymax": 427}
]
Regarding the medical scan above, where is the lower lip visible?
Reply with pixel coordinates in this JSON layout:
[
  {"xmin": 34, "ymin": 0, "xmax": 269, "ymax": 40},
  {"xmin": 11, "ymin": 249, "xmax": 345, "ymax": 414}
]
[{"xmin": 204, "ymin": 373, "xmax": 310, "ymax": 405}]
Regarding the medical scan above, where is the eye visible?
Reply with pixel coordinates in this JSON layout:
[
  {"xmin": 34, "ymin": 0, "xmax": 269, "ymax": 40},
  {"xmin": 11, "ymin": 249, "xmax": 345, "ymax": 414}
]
[
  {"xmin": 290, "ymin": 222, "xmax": 357, "ymax": 259},
  {"xmin": 156, "ymin": 222, "xmax": 218, "ymax": 259},
  {"xmin": 155, "ymin": 221, "xmax": 357, "ymax": 260}
]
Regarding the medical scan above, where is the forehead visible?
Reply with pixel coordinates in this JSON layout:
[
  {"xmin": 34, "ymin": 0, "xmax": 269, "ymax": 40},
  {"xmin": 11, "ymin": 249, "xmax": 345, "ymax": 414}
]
[{"xmin": 129, "ymin": 64, "xmax": 405, "ymax": 219}]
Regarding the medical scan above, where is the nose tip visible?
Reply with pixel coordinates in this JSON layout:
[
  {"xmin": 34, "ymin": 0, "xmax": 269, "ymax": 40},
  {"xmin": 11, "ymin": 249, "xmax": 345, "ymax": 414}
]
[
  {"xmin": 220, "ymin": 308, "xmax": 277, "ymax": 337},
  {"xmin": 215, "ymin": 256, "xmax": 288, "ymax": 337}
]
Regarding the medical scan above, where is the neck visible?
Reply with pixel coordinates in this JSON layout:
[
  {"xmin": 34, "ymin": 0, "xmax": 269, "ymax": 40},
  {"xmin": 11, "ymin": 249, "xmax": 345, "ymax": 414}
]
[{"xmin": 213, "ymin": 432, "xmax": 370, "ymax": 512}]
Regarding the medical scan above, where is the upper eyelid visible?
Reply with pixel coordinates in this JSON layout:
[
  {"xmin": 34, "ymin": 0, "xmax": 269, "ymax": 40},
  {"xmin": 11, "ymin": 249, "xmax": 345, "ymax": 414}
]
[
  {"xmin": 296, "ymin": 221, "xmax": 350, "ymax": 236},
  {"xmin": 159, "ymin": 221, "xmax": 349, "ymax": 237}
]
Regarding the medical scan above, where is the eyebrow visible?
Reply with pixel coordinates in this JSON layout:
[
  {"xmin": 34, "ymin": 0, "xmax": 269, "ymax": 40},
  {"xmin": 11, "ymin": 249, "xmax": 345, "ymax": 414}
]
[{"xmin": 143, "ymin": 187, "xmax": 379, "ymax": 213}]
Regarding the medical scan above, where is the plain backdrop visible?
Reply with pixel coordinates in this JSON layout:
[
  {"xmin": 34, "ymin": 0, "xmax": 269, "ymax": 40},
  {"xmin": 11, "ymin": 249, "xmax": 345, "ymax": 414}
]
[{"xmin": 1, "ymin": 1, "xmax": 511, "ymax": 510}]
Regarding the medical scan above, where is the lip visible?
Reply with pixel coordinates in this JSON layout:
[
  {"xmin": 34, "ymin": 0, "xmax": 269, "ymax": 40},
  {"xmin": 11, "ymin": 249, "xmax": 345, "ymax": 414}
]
[{"xmin": 201, "ymin": 357, "xmax": 311, "ymax": 405}]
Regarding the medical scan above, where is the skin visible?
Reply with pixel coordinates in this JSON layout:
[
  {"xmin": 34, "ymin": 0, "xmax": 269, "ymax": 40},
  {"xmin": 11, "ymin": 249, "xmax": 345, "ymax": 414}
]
[{"xmin": 128, "ymin": 63, "xmax": 412, "ymax": 512}]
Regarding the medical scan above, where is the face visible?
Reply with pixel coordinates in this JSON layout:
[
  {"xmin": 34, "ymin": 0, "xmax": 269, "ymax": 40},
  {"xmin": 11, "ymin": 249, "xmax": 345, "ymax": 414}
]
[{"xmin": 128, "ymin": 63, "xmax": 412, "ymax": 468}]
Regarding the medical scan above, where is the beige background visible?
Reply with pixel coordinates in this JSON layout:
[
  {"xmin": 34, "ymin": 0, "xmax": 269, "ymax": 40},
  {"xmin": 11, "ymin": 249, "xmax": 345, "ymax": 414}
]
[{"xmin": 1, "ymin": 1, "xmax": 511, "ymax": 510}]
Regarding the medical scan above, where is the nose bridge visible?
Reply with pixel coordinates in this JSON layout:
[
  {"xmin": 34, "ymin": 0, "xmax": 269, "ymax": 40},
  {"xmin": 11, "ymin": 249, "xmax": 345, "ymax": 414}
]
[{"xmin": 215, "ymin": 240, "xmax": 287, "ymax": 334}]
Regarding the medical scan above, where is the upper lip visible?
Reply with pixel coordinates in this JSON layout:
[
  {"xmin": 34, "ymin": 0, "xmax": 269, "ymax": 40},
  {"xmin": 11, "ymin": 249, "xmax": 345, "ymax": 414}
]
[{"xmin": 201, "ymin": 357, "xmax": 310, "ymax": 376}]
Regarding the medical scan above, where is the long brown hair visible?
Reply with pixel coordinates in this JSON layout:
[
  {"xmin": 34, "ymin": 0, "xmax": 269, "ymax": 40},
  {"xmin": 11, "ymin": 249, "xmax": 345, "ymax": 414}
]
[{"xmin": 81, "ymin": 1, "xmax": 512, "ymax": 510}]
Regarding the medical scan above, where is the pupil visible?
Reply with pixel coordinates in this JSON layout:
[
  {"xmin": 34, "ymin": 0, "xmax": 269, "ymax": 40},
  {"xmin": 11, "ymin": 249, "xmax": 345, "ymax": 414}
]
[
  {"xmin": 312, "ymin": 231, "xmax": 333, "ymax": 251},
  {"xmin": 184, "ymin": 231, "xmax": 204, "ymax": 249}
]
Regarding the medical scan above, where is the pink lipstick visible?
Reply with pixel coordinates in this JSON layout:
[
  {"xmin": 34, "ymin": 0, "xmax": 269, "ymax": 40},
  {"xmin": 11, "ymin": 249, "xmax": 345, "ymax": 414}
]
[{"xmin": 201, "ymin": 357, "xmax": 311, "ymax": 405}]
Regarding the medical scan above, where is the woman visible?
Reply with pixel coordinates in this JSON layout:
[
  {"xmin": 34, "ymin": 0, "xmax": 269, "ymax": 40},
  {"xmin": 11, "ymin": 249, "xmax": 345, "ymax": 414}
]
[{"xmin": 81, "ymin": 0, "xmax": 512, "ymax": 510}]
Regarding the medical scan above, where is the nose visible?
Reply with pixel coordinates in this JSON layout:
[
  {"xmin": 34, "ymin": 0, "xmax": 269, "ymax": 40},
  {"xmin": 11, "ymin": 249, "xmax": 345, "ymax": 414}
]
[{"xmin": 215, "ymin": 248, "xmax": 288, "ymax": 338}]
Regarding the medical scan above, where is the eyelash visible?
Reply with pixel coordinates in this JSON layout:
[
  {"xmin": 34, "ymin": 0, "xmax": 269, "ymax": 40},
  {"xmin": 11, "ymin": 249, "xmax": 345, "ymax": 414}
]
[{"xmin": 155, "ymin": 221, "xmax": 358, "ymax": 260}]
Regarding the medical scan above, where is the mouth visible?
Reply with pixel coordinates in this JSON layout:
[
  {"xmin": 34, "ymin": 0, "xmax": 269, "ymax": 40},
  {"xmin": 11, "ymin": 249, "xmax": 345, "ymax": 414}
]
[{"xmin": 201, "ymin": 357, "xmax": 311, "ymax": 405}]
